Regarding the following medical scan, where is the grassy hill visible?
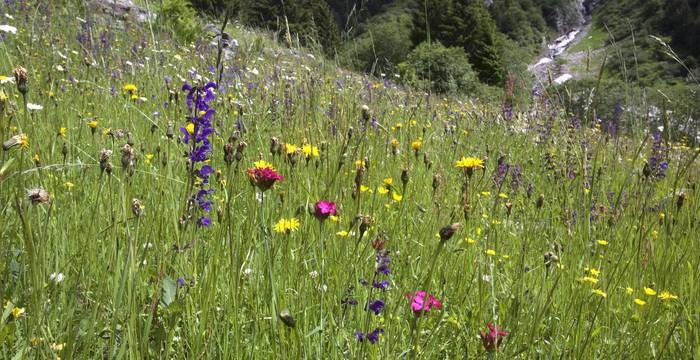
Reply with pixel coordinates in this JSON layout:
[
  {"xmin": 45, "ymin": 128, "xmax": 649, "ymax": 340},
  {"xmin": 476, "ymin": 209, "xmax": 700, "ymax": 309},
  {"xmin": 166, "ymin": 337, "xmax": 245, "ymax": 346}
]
[{"xmin": 0, "ymin": 1, "xmax": 699, "ymax": 358}]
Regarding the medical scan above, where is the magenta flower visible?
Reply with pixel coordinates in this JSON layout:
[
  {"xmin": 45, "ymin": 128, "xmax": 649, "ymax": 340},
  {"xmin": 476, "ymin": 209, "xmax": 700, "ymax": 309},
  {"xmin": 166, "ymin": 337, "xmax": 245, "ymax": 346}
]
[
  {"xmin": 314, "ymin": 200, "xmax": 337, "ymax": 220},
  {"xmin": 409, "ymin": 290, "xmax": 442, "ymax": 313},
  {"xmin": 479, "ymin": 323, "xmax": 509, "ymax": 353},
  {"xmin": 247, "ymin": 167, "xmax": 284, "ymax": 191}
]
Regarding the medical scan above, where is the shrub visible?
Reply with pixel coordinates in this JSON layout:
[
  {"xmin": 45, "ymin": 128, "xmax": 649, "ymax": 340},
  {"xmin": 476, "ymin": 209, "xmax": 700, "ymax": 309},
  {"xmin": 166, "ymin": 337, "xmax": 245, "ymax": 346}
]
[
  {"xmin": 398, "ymin": 41, "xmax": 478, "ymax": 95},
  {"xmin": 159, "ymin": 0, "xmax": 200, "ymax": 43}
]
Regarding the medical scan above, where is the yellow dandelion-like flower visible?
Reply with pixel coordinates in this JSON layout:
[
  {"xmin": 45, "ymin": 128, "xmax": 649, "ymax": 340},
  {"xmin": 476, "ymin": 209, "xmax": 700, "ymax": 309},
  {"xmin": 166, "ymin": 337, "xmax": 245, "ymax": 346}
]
[
  {"xmin": 486, "ymin": 249, "xmax": 496, "ymax": 256},
  {"xmin": 336, "ymin": 230, "xmax": 350, "ymax": 237},
  {"xmin": 57, "ymin": 127, "xmax": 67, "ymax": 137},
  {"xmin": 87, "ymin": 120, "xmax": 98, "ymax": 129},
  {"xmin": 480, "ymin": 191, "xmax": 491, "ymax": 197},
  {"xmin": 390, "ymin": 138, "xmax": 399, "ymax": 147},
  {"xmin": 634, "ymin": 298, "xmax": 647, "ymax": 306},
  {"xmin": 392, "ymin": 192, "xmax": 403, "ymax": 202},
  {"xmin": 253, "ymin": 160, "xmax": 275, "ymax": 170},
  {"xmin": 329, "ymin": 215, "xmax": 339, "ymax": 222},
  {"xmin": 19, "ymin": 134, "xmax": 29, "ymax": 150},
  {"xmin": 130, "ymin": 94, "xmax": 139, "ymax": 101},
  {"xmin": 360, "ymin": 185, "xmax": 370, "ymax": 193},
  {"xmin": 465, "ymin": 237, "xmax": 476, "ymax": 244},
  {"xmin": 585, "ymin": 267, "xmax": 601, "ymax": 277},
  {"xmin": 411, "ymin": 138, "xmax": 422, "ymax": 151},
  {"xmin": 32, "ymin": 154, "xmax": 40, "ymax": 163},
  {"xmin": 658, "ymin": 291, "xmax": 678, "ymax": 301},
  {"xmin": 455, "ymin": 156, "xmax": 484, "ymax": 169},
  {"xmin": 626, "ymin": 287, "xmax": 634, "ymax": 295},
  {"xmin": 597, "ymin": 239, "xmax": 609, "ymax": 246},
  {"xmin": 578, "ymin": 276, "xmax": 599, "ymax": 284},
  {"xmin": 123, "ymin": 84, "xmax": 137, "ymax": 93},
  {"xmin": 102, "ymin": 128, "xmax": 111, "ymax": 137},
  {"xmin": 383, "ymin": 178, "xmax": 393, "ymax": 187},
  {"xmin": 63, "ymin": 182, "xmax": 75, "ymax": 189},
  {"xmin": 11, "ymin": 307, "xmax": 25, "ymax": 318},
  {"xmin": 354, "ymin": 159, "xmax": 365, "ymax": 167},
  {"xmin": 377, "ymin": 187, "xmax": 389, "ymax": 195},
  {"xmin": 301, "ymin": 144, "xmax": 319, "ymax": 158},
  {"xmin": 498, "ymin": 193, "xmax": 508, "ymax": 199},
  {"xmin": 643, "ymin": 287, "xmax": 657, "ymax": 296},
  {"xmin": 592, "ymin": 289, "xmax": 607, "ymax": 298},
  {"xmin": 284, "ymin": 143, "xmax": 298, "ymax": 155},
  {"xmin": 273, "ymin": 218, "xmax": 300, "ymax": 234},
  {"xmin": 185, "ymin": 123, "xmax": 195, "ymax": 135}
]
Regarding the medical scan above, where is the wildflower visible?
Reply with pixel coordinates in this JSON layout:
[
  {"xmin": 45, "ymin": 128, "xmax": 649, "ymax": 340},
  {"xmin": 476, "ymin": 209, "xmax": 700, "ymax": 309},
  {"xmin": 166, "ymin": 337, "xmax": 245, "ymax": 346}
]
[
  {"xmin": 658, "ymin": 291, "xmax": 678, "ymax": 301},
  {"xmin": 246, "ymin": 162, "xmax": 284, "ymax": 192},
  {"xmin": 391, "ymin": 192, "xmax": 403, "ymax": 202},
  {"xmin": 367, "ymin": 299, "xmax": 385, "ymax": 315},
  {"xmin": 131, "ymin": 198, "xmax": 144, "ymax": 217},
  {"xmin": 383, "ymin": 178, "xmax": 393, "ymax": 188},
  {"xmin": 27, "ymin": 188, "xmax": 50, "ymax": 204},
  {"xmin": 284, "ymin": 143, "xmax": 298, "ymax": 155},
  {"xmin": 634, "ymin": 298, "xmax": 647, "ymax": 306},
  {"xmin": 597, "ymin": 240, "xmax": 609, "ymax": 246},
  {"xmin": 592, "ymin": 289, "xmax": 607, "ymax": 298},
  {"xmin": 301, "ymin": 143, "xmax": 319, "ymax": 159},
  {"xmin": 411, "ymin": 138, "xmax": 422, "ymax": 152},
  {"xmin": 10, "ymin": 307, "xmax": 24, "ymax": 318},
  {"xmin": 410, "ymin": 291, "xmax": 442, "ymax": 313},
  {"xmin": 87, "ymin": 120, "xmax": 98, "ymax": 131},
  {"xmin": 356, "ymin": 328, "xmax": 384, "ymax": 344},
  {"xmin": 50, "ymin": 343, "xmax": 65, "ymax": 351},
  {"xmin": 63, "ymin": 182, "xmax": 74, "ymax": 189},
  {"xmin": 49, "ymin": 272, "xmax": 65, "ymax": 283},
  {"xmin": 26, "ymin": 103, "xmax": 43, "ymax": 111},
  {"xmin": 455, "ymin": 156, "xmax": 485, "ymax": 169},
  {"xmin": 643, "ymin": 287, "xmax": 657, "ymax": 296},
  {"xmin": 479, "ymin": 323, "xmax": 508, "ymax": 353},
  {"xmin": 579, "ymin": 276, "xmax": 599, "ymax": 284},
  {"xmin": 486, "ymin": 249, "xmax": 496, "ymax": 256},
  {"xmin": 314, "ymin": 200, "xmax": 337, "ymax": 220},
  {"xmin": 273, "ymin": 218, "xmax": 300, "ymax": 234},
  {"xmin": 123, "ymin": 83, "xmax": 137, "ymax": 94},
  {"xmin": 377, "ymin": 187, "xmax": 389, "ymax": 195},
  {"xmin": 336, "ymin": 230, "xmax": 349, "ymax": 237},
  {"xmin": 626, "ymin": 287, "xmax": 634, "ymax": 295},
  {"xmin": 57, "ymin": 127, "xmax": 67, "ymax": 137}
]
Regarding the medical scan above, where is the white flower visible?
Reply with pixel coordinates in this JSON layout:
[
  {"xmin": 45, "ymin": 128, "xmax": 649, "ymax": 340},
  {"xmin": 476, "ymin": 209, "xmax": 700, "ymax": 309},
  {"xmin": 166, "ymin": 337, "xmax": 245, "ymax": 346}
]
[
  {"xmin": 26, "ymin": 103, "xmax": 44, "ymax": 111},
  {"xmin": 0, "ymin": 76, "xmax": 13, "ymax": 84},
  {"xmin": 0, "ymin": 24, "xmax": 17, "ymax": 34},
  {"xmin": 49, "ymin": 272, "xmax": 64, "ymax": 283},
  {"xmin": 309, "ymin": 270, "xmax": 318, "ymax": 279}
]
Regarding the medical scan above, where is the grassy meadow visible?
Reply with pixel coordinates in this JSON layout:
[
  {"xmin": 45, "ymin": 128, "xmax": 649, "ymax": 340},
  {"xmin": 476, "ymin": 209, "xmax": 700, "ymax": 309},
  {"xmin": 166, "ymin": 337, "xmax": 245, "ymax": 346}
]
[{"xmin": 0, "ymin": 1, "xmax": 699, "ymax": 359}]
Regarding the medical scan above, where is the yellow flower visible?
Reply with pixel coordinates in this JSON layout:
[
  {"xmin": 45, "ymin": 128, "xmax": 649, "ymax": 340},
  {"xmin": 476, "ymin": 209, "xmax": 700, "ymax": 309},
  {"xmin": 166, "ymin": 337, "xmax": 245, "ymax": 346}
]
[
  {"xmin": 354, "ymin": 159, "xmax": 365, "ymax": 167},
  {"xmin": 11, "ymin": 307, "xmax": 25, "ymax": 318},
  {"xmin": 123, "ymin": 83, "xmax": 137, "ymax": 93},
  {"xmin": 465, "ymin": 237, "xmax": 476, "ymax": 244},
  {"xmin": 145, "ymin": 154, "xmax": 154, "ymax": 164},
  {"xmin": 411, "ymin": 138, "xmax": 422, "ymax": 151},
  {"xmin": 480, "ymin": 191, "xmax": 491, "ymax": 197},
  {"xmin": 390, "ymin": 138, "xmax": 399, "ymax": 147},
  {"xmin": 634, "ymin": 298, "xmax": 647, "ymax": 306},
  {"xmin": 87, "ymin": 120, "xmax": 98, "ymax": 129},
  {"xmin": 455, "ymin": 156, "xmax": 484, "ymax": 169},
  {"xmin": 19, "ymin": 134, "xmax": 29, "ymax": 149},
  {"xmin": 597, "ymin": 240, "xmax": 609, "ymax": 246},
  {"xmin": 498, "ymin": 193, "xmax": 508, "ymax": 199},
  {"xmin": 383, "ymin": 178, "xmax": 393, "ymax": 187},
  {"xmin": 626, "ymin": 287, "xmax": 634, "ymax": 295},
  {"xmin": 253, "ymin": 160, "xmax": 275, "ymax": 170},
  {"xmin": 58, "ymin": 127, "xmax": 67, "ymax": 137},
  {"xmin": 392, "ymin": 192, "xmax": 403, "ymax": 202},
  {"xmin": 102, "ymin": 128, "xmax": 111, "ymax": 137},
  {"xmin": 486, "ymin": 249, "xmax": 496, "ymax": 256},
  {"xmin": 273, "ymin": 218, "xmax": 300, "ymax": 234},
  {"xmin": 336, "ymin": 230, "xmax": 349, "ymax": 237},
  {"xmin": 592, "ymin": 289, "xmax": 607, "ymax": 298},
  {"xmin": 32, "ymin": 154, "xmax": 40, "ymax": 163},
  {"xmin": 130, "ymin": 94, "xmax": 139, "ymax": 101},
  {"xmin": 643, "ymin": 287, "xmax": 657, "ymax": 296},
  {"xmin": 50, "ymin": 342, "xmax": 65, "ymax": 351},
  {"xmin": 359, "ymin": 185, "xmax": 370, "ymax": 193},
  {"xmin": 658, "ymin": 291, "xmax": 678, "ymax": 301},
  {"xmin": 578, "ymin": 276, "xmax": 599, "ymax": 284},
  {"xmin": 329, "ymin": 215, "xmax": 339, "ymax": 222},
  {"xmin": 377, "ymin": 187, "xmax": 389, "ymax": 195},
  {"xmin": 301, "ymin": 144, "xmax": 319, "ymax": 158},
  {"xmin": 63, "ymin": 182, "xmax": 75, "ymax": 189},
  {"xmin": 585, "ymin": 267, "xmax": 601, "ymax": 277},
  {"xmin": 185, "ymin": 123, "xmax": 195, "ymax": 135},
  {"xmin": 284, "ymin": 143, "xmax": 298, "ymax": 155}
]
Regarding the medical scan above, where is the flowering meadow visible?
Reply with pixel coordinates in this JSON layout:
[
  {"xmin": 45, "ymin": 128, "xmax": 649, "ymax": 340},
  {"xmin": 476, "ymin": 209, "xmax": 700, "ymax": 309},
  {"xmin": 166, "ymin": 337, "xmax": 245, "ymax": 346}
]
[{"xmin": 1, "ymin": 2, "xmax": 699, "ymax": 359}]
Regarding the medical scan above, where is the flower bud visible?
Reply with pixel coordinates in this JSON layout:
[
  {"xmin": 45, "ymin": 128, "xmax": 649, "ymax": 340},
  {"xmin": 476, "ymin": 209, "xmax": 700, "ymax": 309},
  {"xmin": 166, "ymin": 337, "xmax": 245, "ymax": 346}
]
[
  {"xmin": 13, "ymin": 65, "xmax": 28, "ymax": 95},
  {"xmin": 279, "ymin": 309, "xmax": 296, "ymax": 328},
  {"xmin": 439, "ymin": 223, "xmax": 461, "ymax": 242}
]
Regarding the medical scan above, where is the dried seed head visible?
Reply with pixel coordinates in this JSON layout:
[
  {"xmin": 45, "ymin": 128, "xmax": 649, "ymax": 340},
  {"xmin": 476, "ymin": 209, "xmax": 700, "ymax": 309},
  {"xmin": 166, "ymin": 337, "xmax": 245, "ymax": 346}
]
[
  {"xmin": 361, "ymin": 105, "xmax": 371, "ymax": 123},
  {"xmin": 279, "ymin": 309, "xmax": 296, "ymax": 328},
  {"xmin": 439, "ymin": 223, "xmax": 462, "ymax": 242},
  {"xmin": 27, "ymin": 188, "xmax": 50, "ymax": 205},
  {"xmin": 544, "ymin": 251, "xmax": 559, "ymax": 267},
  {"xmin": 401, "ymin": 169, "xmax": 409, "ymax": 187},
  {"xmin": 13, "ymin": 65, "xmax": 28, "ymax": 95},
  {"xmin": 224, "ymin": 143, "xmax": 235, "ymax": 165},
  {"xmin": 270, "ymin": 137, "xmax": 280, "ymax": 156},
  {"xmin": 432, "ymin": 174, "xmax": 442, "ymax": 192},
  {"xmin": 371, "ymin": 235, "xmax": 386, "ymax": 251},
  {"xmin": 131, "ymin": 198, "xmax": 144, "ymax": 217},
  {"xmin": 166, "ymin": 122, "xmax": 174, "ymax": 139},
  {"xmin": 677, "ymin": 192, "xmax": 686, "ymax": 210}
]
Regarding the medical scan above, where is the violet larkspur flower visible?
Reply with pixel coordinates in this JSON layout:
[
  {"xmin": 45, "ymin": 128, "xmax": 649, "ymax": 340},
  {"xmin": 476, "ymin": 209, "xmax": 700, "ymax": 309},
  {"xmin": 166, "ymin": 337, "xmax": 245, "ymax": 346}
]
[
  {"xmin": 180, "ymin": 81, "xmax": 218, "ymax": 227},
  {"xmin": 314, "ymin": 200, "xmax": 337, "ymax": 220},
  {"xmin": 479, "ymin": 323, "xmax": 509, "ymax": 353},
  {"xmin": 356, "ymin": 328, "xmax": 384, "ymax": 344},
  {"xmin": 366, "ymin": 299, "xmax": 384, "ymax": 315}
]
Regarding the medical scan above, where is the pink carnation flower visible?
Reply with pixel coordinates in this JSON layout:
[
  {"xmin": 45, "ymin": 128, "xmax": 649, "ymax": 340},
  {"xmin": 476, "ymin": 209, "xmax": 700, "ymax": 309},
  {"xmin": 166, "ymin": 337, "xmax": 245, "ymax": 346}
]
[
  {"xmin": 314, "ymin": 200, "xmax": 337, "ymax": 220},
  {"xmin": 409, "ymin": 290, "xmax": 442, "ymax": 313}
]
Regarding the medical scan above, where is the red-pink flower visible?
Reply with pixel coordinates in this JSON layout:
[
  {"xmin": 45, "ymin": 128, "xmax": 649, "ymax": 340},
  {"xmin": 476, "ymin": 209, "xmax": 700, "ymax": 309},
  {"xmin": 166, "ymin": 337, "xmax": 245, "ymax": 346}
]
[
  {"xmin": 247, "ymin": 167, "xmax": 284, "ymax": 191},
  {"xmin": 479, "ymin": 323, "xmax": 509, "ymax": 353},
  {"xmin": 409, "ymin": 290, "xmax": 442, "ymax": 313},
  {"xmin": 314, "ymin": 200, "xmax": 337, "ymax": 220}
]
